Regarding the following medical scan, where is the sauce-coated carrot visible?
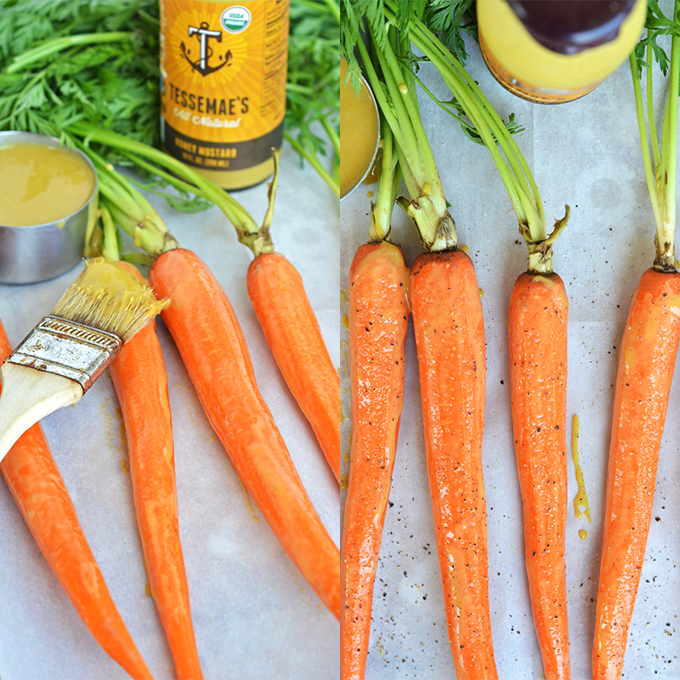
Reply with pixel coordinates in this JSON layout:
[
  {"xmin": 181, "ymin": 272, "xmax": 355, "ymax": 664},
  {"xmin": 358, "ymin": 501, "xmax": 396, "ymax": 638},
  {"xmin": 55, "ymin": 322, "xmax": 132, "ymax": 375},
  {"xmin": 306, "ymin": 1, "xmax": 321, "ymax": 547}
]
[
  {"xmin": 0, "ymin": 319, "xmax": 153, "ymax": 680},
  {"xmin": 341, "ymin": 241, "xmax": 410, "ymax": 680},
  {"xmin": 247, "ymin": 251, "xmax": 340, "ymax": 481},
  {"xmin": 509, "ymin": 272, "xmax": 570, "ymax": 680},
  {"xmin": 410, "ymin": 250, "xmax": 497, "ymax": 680},
  {"xmin": 593, "ymin": 268, "xmax": 680, "ymax": 680},
  {"xmin": 149, "ymin": 248, "xmax": 340, "ymax": 619},
  {"xmin": 110, "ymin": 317, "xmax": 202, "ymax": 680}
]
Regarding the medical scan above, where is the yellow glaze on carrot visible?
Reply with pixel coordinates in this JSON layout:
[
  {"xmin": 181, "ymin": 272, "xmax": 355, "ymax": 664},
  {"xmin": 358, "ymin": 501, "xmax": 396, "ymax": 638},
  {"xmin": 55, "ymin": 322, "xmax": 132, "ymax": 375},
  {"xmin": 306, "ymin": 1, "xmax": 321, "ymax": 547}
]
[
  {"xmin": 410, "ymin": 250, "xmax": 498, "ymax": 680},
  {"xmin": 247, "ymin": 252, "xmax": 340, "ymax": 481},
  {"xmin": 342, "ymin": 242, "xmax": 410, "ymax": 680},
  {"xmin": 509, "ymin": 272, "xmax": 570, "ymax": 680},
  {"xmin": 110, "ymin": 317, "xmax": 203, "ymax": 680},
  {"xmin": 0, "ymin": 320, "xmax": 154, "ymax": 680},
  {"xmin": 594, "ymin": 268, "xmax": 680, "ymax": 680},
  {"xmin": 149, "ymin": 248, "xmax": 340, "ymax": 619}
]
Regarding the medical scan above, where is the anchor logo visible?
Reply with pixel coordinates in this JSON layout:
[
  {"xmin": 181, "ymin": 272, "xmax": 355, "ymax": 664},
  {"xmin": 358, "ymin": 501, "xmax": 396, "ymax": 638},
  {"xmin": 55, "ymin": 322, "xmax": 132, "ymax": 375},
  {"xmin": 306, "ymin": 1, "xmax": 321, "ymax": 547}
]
[{"xmin": 180, "ymin": 21, "xmax": 232, "ymax": 76}]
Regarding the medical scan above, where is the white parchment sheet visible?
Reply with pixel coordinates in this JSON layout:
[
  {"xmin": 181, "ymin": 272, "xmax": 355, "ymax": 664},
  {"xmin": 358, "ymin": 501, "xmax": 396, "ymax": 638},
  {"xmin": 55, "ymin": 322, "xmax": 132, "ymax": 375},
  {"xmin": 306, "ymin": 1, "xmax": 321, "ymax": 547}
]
[
  {"xmin": 340, "ymin": 22, "xmax": 680, "ymax": 680},
  {"xmin": 0, "ymin": 142, "xmax": 340, "ymax": 680}
]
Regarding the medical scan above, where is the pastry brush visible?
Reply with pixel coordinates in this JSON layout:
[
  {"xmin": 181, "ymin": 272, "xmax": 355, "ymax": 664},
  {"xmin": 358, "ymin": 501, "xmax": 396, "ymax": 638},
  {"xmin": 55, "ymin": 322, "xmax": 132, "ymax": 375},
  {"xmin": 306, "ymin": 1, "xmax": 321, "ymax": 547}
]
[{"xmin": 0, "ymin": 257, "xmax": 167, "ymax": 461}]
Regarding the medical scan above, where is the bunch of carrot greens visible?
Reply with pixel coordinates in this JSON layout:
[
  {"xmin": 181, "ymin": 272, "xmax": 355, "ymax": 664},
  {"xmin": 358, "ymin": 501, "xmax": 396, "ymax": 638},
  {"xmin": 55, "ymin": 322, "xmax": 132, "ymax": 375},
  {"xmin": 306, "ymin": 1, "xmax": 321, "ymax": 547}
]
[
  {"xmin": 593, "ymin": 2, "xmax": 680, "ymax": 678},
  {"xmin": 0, "ymin": 0, "xmax": 339, "ymax": 192}
]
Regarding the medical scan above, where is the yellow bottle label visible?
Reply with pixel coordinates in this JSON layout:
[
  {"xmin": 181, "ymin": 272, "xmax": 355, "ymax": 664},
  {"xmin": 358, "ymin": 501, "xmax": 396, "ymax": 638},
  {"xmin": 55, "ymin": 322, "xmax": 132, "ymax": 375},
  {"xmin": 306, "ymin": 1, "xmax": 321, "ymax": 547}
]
[{"xmin": 160, "ymin": 0, "xmax": 288, "ymax": 174}]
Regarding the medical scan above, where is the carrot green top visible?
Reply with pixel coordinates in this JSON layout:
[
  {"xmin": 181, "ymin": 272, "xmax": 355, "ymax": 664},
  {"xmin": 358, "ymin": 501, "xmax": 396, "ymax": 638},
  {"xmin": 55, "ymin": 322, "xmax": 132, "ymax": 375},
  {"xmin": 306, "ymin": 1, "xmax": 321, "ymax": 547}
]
[
  {"xmin": 70, "ymin": 129, "xmax": 280, "ymax": 261},
  {"xmin": 369, "ymin": 124, "xmax": 402, "ymax": 244},
  {"xmin": 342, "ymin": 1, "xmax": 569, "ymax": 274},
  {"xmin": 69, "ymin": 122, "xmax": 279, "ymax": 259},
  {"xmin": 342, "ymin": 1, "xmax": 457, "ymax": 253},
  {"xmin": 629, "ymin": 0, "xmax": 680, "ymax": 272}
]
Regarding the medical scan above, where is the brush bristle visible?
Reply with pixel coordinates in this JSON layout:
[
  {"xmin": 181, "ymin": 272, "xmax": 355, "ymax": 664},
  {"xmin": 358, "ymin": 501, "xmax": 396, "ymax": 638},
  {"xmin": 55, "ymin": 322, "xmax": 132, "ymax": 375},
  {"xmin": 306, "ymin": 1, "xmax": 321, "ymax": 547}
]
[{"xmin": 52, "ymin": 258, "xmax": 168, "ymax": 343}]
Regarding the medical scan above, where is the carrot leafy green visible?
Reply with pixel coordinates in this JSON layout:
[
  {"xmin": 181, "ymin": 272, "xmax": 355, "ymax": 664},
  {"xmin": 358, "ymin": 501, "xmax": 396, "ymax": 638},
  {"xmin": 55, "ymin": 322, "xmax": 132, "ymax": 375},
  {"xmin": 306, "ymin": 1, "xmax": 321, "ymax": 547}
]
[
  {"xmin": 630, "ymin": 0, "xmax": 680, "ymax": 272},
  {"xmin": 0, "ymin": 0, "xmax": 338, "ymax": 200}
]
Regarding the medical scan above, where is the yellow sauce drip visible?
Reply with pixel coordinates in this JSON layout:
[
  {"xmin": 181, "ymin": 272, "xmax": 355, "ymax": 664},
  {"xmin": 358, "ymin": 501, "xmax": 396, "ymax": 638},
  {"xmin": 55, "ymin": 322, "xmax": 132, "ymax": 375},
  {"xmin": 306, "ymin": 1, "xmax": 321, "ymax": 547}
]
[
  {"xmin": 0, "ymin": 144, "xmax": 95, "ymax": 226},
  {"xmin": 362, "ymin": 146, "xmax": 382, "ymax": 185},
  {"xmin": 341, "ymin": 313, "xmax": 349, "ymax": 331},
  {"xmin": 571, "ymin": 414, "xmax": 592, "ymax": 523},
  {"xmin": 239, "ymin": 480, "xmax": 260, "ymax": 522},
  {"xmin": 367, "ymin": 191, "xmax": 374, "ymax": 198},
  {"xmin": 460, "ymin": 245, "xmax": 469, "ymax": 253},
  {"xmin": 578, "ymin": 529, "xmax": 588, "ymax": 540},
  {"xmin": 121, "ymin": 459, "xmax": 130, "ymax": 473},
  {"xmin": 340, "ymin": 473, "xmax": 349, "ymax": 490},
  {"xmin": 340, "ymin": 57, "xmax": 379, "ymax": 198}
]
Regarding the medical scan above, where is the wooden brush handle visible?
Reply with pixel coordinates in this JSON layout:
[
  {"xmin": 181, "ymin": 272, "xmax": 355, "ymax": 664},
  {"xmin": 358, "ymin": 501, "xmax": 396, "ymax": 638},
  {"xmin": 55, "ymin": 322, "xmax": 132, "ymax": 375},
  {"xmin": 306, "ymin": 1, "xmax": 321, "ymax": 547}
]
[{"xmin": 0, "ymin": 363, "xmax": 83, "ymax": 462}]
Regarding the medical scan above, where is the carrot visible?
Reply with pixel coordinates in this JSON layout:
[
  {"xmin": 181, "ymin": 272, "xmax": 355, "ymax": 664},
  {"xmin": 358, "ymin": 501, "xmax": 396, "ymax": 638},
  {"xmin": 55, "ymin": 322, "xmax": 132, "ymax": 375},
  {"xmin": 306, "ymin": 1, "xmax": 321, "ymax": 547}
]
[
  {"xmin": 0, "ymin": 318, "xmax": 153, "ymax": 680},
  {"xmin": 108, "ymin": 261, "xmax": 202, "ymax": 680},
  {"xmin": 149, "ymin": 247, "xmax": 340, "ymax": 619},
  {"xmin": 342, "ymin": 240, "xmax": 409, "ymax": 679},
  {"xmin": 593, "ymin": 268, "xmax": 680, "ymax": 678},
  {"xmin": 593, "ymin": 18, "xmax": 680, "ymax": 678},
  {"xmin": 343, "ymin": 18, "xmax": 499, "ymax": 674},
  {"xmin": 509, "ymin": 271, "xmax": 570, "ymax": 680},
  {"xmin": 247, "ymin": 251, "xmax": 340, "ymax": 481},
  {"xmin": 410, "ymin": 250, "xmax": 497, "ymax": 680}
]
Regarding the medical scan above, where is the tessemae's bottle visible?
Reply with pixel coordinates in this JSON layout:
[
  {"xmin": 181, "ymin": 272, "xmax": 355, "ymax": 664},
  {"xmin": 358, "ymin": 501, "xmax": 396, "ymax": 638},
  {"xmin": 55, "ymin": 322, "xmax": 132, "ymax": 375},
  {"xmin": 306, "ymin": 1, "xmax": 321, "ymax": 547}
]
[
  {"xmin": 478, "ymin": 0, "xmax": 646, "ymax": 104},
  {"xmin": 159, "ymin": 0, "xmax": 289, "ymax": 189}
]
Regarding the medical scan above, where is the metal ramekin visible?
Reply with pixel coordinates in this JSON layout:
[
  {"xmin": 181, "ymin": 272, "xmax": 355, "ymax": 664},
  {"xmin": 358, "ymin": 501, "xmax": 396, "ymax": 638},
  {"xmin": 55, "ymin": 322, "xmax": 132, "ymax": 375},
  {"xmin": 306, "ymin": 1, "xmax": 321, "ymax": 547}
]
[
  {"xmin": 340, "ymin": 60, "xmax": 381, "ymax": 201},
  {"xmin": 0, "ymin": 131, "xmax": 98, "ymax": 285}
]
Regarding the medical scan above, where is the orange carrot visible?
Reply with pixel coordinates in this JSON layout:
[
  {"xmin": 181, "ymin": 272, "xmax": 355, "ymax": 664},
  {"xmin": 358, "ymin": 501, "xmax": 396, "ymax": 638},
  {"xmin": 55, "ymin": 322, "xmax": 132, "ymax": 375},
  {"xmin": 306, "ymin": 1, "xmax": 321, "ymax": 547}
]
[
  {"xmin": 149, "ymin": 248, "xmax": 340, "ymax": 618},
  {"xmin": 341, "ymin": 241, "xmax": 410, "ymax": 680},
  {"xmin": 593, "ymin": 268, "xmax": 680, "ymax": 679},
  {"xmin": 509, "ymin": 271, "xmax": 570, "ymax": 680},
  {"xmin": 0, "ymin": 319, "xmax": 153, "ymax": 680},
  {"xmin": 593, "ymin": 23, "xmax": 680, "ymax": 678},
  {"xmin": 247, "ymin": 251, "xmax": 340, "ymax": 481},
  {"xmin": 109, "ymin": 310, "xmax": 202, "ymax": 680},
  {"xmin": 410, "ymin": 250, "xmax": 497, "ymax": 680}
]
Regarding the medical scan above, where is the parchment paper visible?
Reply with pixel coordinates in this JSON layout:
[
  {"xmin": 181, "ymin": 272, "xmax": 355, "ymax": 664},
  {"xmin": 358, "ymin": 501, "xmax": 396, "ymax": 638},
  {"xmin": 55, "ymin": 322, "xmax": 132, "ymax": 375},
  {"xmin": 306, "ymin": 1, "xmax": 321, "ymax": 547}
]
[
  {"xmin": 0, "ymin": 141, "xmax": 340, "ymax": 680},
  {"xmin": 340, "ymin": 20, "xmax": 680, "ymax": 680}
]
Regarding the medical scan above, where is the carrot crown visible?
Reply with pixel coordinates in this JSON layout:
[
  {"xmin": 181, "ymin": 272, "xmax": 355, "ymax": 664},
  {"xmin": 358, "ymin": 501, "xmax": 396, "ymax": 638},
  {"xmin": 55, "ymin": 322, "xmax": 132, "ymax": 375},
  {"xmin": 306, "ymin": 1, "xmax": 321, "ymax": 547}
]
[{"xmin": 629, "ymin": 0, "xmax": 680, "ymax": 272}]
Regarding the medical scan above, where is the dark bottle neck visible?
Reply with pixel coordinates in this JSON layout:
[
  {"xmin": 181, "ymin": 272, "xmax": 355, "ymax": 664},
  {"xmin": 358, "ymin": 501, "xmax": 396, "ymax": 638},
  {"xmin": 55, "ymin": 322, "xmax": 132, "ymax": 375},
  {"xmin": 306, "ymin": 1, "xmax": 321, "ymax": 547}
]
[{"xmin": 508, "ymin": 0, "xmax": 637, "ymax": 54}]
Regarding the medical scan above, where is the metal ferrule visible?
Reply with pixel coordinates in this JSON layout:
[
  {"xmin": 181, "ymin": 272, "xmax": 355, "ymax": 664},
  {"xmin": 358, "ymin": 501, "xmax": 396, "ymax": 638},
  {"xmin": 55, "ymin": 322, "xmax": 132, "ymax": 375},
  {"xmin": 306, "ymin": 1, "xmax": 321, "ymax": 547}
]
[{"xmin": 5, "ymin": 315, "xmax": 123, "ymax": 391}]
